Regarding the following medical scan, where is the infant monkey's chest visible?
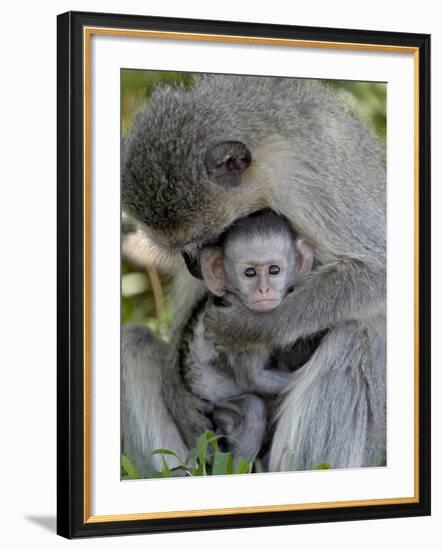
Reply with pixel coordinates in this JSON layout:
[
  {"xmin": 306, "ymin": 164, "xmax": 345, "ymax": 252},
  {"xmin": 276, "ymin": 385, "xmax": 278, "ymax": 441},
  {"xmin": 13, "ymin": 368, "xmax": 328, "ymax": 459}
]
[
  {"xmin": 184, "ymin": 316, "xmax": 243, "ymax": 402},
  {"xmin": 191, "ymin": 315, "xmax": 225, "ymax": 366}
]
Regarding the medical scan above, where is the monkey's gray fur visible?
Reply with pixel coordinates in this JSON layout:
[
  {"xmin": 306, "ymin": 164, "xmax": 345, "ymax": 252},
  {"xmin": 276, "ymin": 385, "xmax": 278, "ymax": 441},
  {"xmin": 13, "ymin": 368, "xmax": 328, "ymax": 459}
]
[
  {"xmin": 121, "ymin": 324, "xmax": 188, "ymax": 472},
  {"xmin": 178, "ymin": 302, "xmax": 286, "ymax": 462},
  {"xmin": 177, "ymin": 211, "xmax": 312, "ymax": 460},
  {"xmin": 121, "ymin": 74, "xmax": 386, "ymax": 473}
]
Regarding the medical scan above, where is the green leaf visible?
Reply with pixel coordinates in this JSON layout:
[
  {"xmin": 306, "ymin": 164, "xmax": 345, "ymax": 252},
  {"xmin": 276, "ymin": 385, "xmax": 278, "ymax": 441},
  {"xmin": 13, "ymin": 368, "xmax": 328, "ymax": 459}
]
[
  {"xmin": 212, "ymin": 451, "xmax": 233, "ymax": 475},
  {"xmin": 121, "ymin": 454, "xmax": 140, "ymax": 478},
  {"xmin": 196, "ymin": 432, "xmax": 211, "ymax": 475},
  {"xmin": 151, "ymin": 448, "xmax": 178, "ymax": 456},
  {"xmin": 253, "ymin": 458, "xmax": 264, "ymax": 473},
  {"xmin": 185, "ymin": 447, "xmax": 199, "ymax": 469},
  {"xmin": 151, "ymin": 448, "xmax": 184, "ymax": 462},
  {"xmin": 121, "ymin": 296, "xmax": 134, "ymax": 324},
  {"xmin": 234, "ymin": 457, "xmax": 251, "ymax": 474},
  {"xmin": 313, "ymin": 462, "xmax": 331, "ymax": 470},
  {"xmin": 206, "ymin": 434, "xmax": 219, "ymax": 452},
  {"xmin": 161, "ymin": 458, "xmax": 172, "ymax": 477},
  {"xmin": 196, "ymin": 431, "xmax": 213, "ymax": 446}
]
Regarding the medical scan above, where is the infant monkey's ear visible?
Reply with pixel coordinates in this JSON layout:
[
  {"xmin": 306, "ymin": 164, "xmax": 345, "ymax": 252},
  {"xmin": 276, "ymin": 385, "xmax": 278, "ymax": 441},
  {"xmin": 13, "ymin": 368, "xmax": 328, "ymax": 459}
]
[
  {"xmin": 200, "ymin": 247, "xmax": 226, "ymax": 297},
  {"xmin": 295, "ymin": 238, "xmax": 314, "ymax": 278}
]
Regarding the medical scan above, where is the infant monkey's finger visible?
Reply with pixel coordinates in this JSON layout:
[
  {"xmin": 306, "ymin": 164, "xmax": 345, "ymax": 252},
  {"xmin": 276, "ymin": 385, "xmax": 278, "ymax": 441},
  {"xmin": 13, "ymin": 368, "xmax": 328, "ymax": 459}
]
[
  {"xmin": 196, "ymin": 398, "xmax": 214, "ymax": 414},
  {"xmin": 215, "ymin": 398, "xmax": 244, "ymax": 417}
]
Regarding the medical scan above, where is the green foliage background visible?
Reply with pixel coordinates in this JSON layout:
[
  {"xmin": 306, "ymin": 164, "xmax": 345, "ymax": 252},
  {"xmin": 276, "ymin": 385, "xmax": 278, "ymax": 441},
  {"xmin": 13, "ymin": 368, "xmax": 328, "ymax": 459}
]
[{"xmin": 121, "ymin": 71, "xmax": 386, "ymax": 336}]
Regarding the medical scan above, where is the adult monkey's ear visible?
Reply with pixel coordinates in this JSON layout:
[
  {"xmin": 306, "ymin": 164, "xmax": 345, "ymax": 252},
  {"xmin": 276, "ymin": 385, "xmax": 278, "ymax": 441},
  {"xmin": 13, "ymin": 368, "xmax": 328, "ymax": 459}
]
[
  {"xmin": 205, "ymin": 141, "xmax": 252, "ymax": 186},
  {"xmin": 200, "ymin": 247, "xmax": 226, "ymax": 296}
]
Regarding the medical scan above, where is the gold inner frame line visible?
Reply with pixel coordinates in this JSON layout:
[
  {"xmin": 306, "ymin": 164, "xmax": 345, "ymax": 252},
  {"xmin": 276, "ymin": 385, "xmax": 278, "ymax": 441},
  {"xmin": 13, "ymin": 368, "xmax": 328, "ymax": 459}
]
[{"xmin": 82, "ymin": 26, "xmax": 420, "ymax": 524}]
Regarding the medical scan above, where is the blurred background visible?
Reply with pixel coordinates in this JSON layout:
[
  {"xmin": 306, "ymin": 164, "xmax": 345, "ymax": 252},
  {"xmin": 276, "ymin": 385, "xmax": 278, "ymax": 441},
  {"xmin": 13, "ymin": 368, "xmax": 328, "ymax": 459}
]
[{"xmin": 121, "ymin": 71, "xmax": 386, "ymax": 338}]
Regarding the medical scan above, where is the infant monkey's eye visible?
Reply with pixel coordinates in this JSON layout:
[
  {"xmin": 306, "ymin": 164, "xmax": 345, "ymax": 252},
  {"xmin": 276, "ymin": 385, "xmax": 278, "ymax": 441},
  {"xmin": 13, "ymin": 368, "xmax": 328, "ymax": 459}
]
[
  {"xmin": 244, "ymin": 267, "xmax": 257, "ymax": 278},
  {"xmin": 269, "ymin": 265, "xmax": 281, "ymax": 275}
]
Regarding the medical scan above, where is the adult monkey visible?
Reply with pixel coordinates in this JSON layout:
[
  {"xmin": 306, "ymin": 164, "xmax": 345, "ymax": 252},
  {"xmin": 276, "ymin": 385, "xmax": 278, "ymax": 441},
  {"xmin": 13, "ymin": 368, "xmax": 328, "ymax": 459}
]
[{"xmin": 121, "ymin": 75, "xmax": 386, "ymax": 472}]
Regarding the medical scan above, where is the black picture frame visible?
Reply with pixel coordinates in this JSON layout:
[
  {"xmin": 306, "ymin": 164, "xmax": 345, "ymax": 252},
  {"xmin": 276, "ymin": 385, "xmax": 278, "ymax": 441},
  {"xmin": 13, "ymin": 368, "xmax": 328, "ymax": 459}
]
[{"xmin": 57, "ymin": 10, "xmax": 431, "ymax": 539}]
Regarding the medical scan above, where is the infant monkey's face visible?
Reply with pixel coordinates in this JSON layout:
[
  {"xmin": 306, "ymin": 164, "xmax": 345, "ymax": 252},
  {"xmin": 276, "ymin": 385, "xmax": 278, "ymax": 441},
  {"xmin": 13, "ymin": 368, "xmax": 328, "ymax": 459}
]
[
  {"xmin": 225, "ymin": 238, "xmax": 292, "ymax": 312},
  {"xmin": 200, "ymin": 213, "xmax": 313, "ymax": 312}
]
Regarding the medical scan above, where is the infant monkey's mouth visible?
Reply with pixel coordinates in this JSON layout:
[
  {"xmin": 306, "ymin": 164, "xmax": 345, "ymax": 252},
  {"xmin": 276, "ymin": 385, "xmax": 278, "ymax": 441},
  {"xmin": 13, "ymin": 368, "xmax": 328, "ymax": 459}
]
[{"xmin": 250, "ymin": 299, "xmax": 279, "ymax": 311}]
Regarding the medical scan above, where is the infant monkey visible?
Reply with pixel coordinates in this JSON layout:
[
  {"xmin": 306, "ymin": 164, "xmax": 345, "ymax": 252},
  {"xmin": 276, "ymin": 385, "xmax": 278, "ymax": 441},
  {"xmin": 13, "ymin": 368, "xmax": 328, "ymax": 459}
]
[{"xmin": 179, "ymin": 211, "xmax": 313, "ymax": 461}]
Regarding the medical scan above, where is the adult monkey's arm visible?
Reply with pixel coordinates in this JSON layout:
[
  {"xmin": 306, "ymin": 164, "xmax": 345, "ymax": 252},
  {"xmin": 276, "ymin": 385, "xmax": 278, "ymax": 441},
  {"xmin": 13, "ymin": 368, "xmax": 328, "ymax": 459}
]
[{"xmin": 204, "ymin": 258, "xmax": 386, "ymax": 349}]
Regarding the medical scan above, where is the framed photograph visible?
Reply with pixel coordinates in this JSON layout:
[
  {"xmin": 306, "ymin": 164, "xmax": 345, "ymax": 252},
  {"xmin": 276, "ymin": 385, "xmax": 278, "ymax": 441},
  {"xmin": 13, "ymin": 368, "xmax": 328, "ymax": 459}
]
[{"xmin": 57, "ymin": 11, "xmax": 431, "ymax": 538}]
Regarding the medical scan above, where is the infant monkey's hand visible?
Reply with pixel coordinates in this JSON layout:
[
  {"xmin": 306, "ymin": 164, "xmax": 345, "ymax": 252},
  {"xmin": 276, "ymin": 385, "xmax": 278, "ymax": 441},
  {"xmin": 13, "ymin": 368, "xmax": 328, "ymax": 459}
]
[{"xmin": 176, "ymin": 392, "xmax": 215, "ymax": 448}]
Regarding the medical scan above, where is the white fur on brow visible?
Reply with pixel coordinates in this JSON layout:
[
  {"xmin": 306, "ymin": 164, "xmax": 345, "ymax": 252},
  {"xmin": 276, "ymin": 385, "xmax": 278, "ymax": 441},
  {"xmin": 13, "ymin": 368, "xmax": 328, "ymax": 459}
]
[{"xmin": 227, "ymin": 234, "xmax": 291, "ymax": 263}]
